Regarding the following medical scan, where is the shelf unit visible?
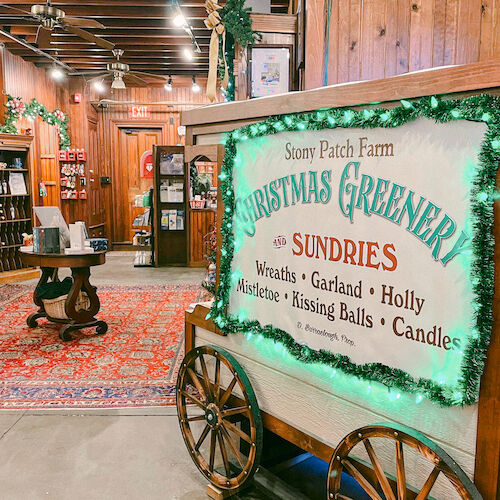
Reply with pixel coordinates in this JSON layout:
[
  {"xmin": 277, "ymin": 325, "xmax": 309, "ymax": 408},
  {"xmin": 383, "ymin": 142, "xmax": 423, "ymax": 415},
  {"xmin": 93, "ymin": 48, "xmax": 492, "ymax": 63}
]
[
  {"xmin": 0, "ymin": 134, "xmax": 39, "ymax": 284},
  {"xmin": 152, "ymin": 145, "xmax": 187, "ymax": 266},
  {"xmin": 131, "ymin": 189, "xmax": 155, "ymax": 267}
]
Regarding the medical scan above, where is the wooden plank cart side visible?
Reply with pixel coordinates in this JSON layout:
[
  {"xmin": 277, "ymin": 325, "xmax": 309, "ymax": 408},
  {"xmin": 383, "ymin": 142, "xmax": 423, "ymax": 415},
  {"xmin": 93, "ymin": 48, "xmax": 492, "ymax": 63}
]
[{"xmin": 180, "ymin": 60, "xmax": 500, "ymax": 500}]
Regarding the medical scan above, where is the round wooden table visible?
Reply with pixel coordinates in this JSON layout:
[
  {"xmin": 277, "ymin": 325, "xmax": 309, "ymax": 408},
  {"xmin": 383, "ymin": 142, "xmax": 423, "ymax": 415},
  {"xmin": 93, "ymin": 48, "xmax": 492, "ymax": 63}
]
[{"xmin": 20, "ymin": 250, "xmax": 107, "ymax": 341}]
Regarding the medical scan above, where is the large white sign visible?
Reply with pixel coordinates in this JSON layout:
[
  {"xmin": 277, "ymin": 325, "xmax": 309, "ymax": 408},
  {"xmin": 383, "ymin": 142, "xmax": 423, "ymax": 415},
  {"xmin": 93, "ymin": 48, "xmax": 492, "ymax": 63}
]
[{"xmin": 228, "ymin": 118, "xmax": 487, "ymax": 390}]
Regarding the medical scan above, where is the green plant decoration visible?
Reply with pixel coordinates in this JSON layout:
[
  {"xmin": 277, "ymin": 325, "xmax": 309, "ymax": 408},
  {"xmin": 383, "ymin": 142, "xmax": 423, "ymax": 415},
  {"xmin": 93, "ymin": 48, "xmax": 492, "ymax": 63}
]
[
  {"xmin": 1, "ymin": 95, "xmax": 70, "ymax": 150},
  {"xmin": 219, "ymin": 0, "xmax": 261, "ymax": 101}
]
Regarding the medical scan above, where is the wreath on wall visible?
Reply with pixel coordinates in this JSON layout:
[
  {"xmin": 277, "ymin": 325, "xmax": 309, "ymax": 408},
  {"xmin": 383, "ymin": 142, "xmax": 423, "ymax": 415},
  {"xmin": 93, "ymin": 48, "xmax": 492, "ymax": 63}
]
[{"xmin": 0, "ymin": 95, "xmax": 71, "ymax": 150}]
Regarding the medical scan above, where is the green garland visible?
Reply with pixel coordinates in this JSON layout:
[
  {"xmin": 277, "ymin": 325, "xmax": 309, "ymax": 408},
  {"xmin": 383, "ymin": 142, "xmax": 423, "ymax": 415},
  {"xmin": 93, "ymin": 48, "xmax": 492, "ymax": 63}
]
[
  {"xmin": 209, "ymin": 94, "xmax": 500, "ymax": 407},
  {"xmin": 0, "ymin": 95, "xmax": 70, "ymax": 150},
  {"xmin": 219, "ymin": 0, "xmax": 261, "ymax": 102}
]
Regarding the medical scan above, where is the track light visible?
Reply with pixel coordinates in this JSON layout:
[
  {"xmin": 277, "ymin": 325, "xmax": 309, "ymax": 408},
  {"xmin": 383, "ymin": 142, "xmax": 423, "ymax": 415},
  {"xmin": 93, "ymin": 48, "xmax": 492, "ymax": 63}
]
[
  {"xmin": 173, "ymin": 14, "xmax": 187, "ymax": 27},
  {"xmin": 184, "ymin": 48, "xmax": 194, "ymax": 61},
  {"xmin": 191, "ymin": 76, "xmax": 200, "ymax": 93},
  {"xmin": 164, "ymin": 76, "xmax": 173, "ymax": 92},
  {"xmin": 92, "ymin": 80, "xmax": 106, "ymax": 93},
  {"xmin": 50, "ymin": 67, "xmax": 64, "ymax": 81}
]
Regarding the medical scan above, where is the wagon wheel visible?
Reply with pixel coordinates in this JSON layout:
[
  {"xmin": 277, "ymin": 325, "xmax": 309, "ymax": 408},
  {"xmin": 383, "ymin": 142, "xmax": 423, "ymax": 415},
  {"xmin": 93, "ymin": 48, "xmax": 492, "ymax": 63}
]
[
  {"xmin": 327, "ymin": 422, "xmax": 481, "ymax": 500},
  {"xmin": 177, "ymin": 345, "xmax": 263, "ymax": 490}
]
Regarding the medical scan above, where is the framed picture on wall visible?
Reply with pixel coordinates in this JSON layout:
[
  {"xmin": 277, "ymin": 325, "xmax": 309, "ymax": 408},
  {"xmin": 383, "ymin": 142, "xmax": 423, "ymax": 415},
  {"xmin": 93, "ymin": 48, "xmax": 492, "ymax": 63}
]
[{"xmin": 249, "ymin": 46, "xmax": 292, "ymax": 98}]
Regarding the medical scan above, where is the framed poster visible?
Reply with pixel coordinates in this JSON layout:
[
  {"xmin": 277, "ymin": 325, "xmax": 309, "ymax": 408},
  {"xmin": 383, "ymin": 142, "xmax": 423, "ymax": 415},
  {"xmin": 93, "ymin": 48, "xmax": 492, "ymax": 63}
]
[
  {"xmin": 211, "ymin": 95, "xmax": 500, "ymax": 407},
  {"xmin": 249, "ymin": 46, "xmax": 291, "ymax": 98}
]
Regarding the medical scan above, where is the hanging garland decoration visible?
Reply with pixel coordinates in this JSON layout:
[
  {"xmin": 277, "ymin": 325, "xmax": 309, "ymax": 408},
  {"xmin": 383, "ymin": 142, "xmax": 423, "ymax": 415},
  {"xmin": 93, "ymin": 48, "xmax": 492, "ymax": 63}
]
[
  {"xmin": 0, "ymin": 94, "xmax": 70, "ymax": 150},
  {"xmin": 217, "ymin": 0, "xmax": 261, "ymax": 102},
  {"xmin": 208, "ymin": 94, "xmax": 500, "ymax": 407}
]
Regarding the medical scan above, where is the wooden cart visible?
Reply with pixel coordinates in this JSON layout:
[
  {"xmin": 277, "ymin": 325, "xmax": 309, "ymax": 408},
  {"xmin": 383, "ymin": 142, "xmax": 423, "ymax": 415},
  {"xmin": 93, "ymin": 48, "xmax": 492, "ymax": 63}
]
[{"xmin": 176, "ymin": 60, "xmax": 500, "ymax": 500}]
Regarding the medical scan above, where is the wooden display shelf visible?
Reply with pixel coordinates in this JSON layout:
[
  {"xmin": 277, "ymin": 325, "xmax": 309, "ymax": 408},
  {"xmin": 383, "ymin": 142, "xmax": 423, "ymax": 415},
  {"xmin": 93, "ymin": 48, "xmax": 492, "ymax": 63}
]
[
  {"xmin": 0, "ymin": 266, "xmax": 39, "ymax": 284},
  {"xmin": 0, "ymin": 168, "xmax": 28, "ymax": 172},
  {"xmin": 0, "ymin": 218, "xmax": 31, "ymax": 223},
  {"xmin": 0, "ymin": 244, "xmax": 23, "ymax": 249},
  {"xmin": 0, "ymin": 194, "xmax": 29, "ymax": 198}
]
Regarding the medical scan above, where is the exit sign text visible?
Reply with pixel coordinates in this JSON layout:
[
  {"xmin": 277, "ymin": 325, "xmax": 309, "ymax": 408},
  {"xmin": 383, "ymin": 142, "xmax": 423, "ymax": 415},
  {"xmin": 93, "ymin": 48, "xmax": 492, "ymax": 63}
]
[{"xmin": 128, "ymin": 105, "xmax": 151, "ymax": 119}]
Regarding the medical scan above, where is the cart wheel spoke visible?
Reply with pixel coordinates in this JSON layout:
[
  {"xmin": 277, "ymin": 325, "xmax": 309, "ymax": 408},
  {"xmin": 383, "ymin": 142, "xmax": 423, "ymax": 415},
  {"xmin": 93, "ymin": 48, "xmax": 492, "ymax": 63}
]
[
  {"xmin": 214, "ymin": 357, "xmax": 221, "ymax": 404},
  {"xmin": 199, "ymin": 354, "xmax": 212, "ymax": 399},
  {"xmin": 220, "ymin": 425, "xmax": 244, "ymax": 469},
  {"xmin": 187, "ymin": 414, "xmax": 206, "ymax": 422},
  {"xmin": 218, "ymin": 430, "xmax": 232, "ymax": 478},
  {"xmin": 221, "ymin": 406, "xmax": 249, "ymax": 418},
  {"xmin": 341, "ymin": 458, "xmax": 383, "ymax": 500},
  {"xmin": 219, "ymin": 377, "xmax": 237, "ymax": 407},
  {"xmin": 222, "ymin": 419, "xmax": 252, "ymax": 444},
  {"xmin": 181, "ymin": 390, "xmax": 205, "ymax": 410},
  {"xmin": 395, "ymin": 440, "xmax": 407, "ymax": 500},
  {"xmin": 177, "ymin": 346, "xmax": 262, "ymax": 491},
  {"xmin": 363, "ymin": 438, "xmax": 396, "ymax": 500},
  {"xmin": 186, "ymin": 368, "xmax": 207, "ymax": 401},
  {"xmin": 209, "ymin": 429, "xmax": 217, "ymax": 472},
  {"xmin": 415, "ymin": 467, "xmax": 440, "ymax": 500},
  {"xmin": 194, "ymin": 424, "xmax": 211, "ymax": 452}
]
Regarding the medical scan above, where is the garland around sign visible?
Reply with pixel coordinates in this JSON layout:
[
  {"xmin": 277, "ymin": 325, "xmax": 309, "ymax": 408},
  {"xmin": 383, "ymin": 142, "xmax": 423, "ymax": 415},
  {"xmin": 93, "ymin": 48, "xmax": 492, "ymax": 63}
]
[{"xmin": 209, "ymin": 94, "xmax": 500, "ymax": 407}]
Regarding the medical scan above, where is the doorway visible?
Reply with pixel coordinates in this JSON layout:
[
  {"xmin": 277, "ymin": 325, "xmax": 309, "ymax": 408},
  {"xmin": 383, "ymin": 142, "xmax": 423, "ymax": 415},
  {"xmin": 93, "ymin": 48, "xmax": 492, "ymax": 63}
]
[{"xmin": 112, "ymin": 127, "xmax": 163, "ymax": 246}]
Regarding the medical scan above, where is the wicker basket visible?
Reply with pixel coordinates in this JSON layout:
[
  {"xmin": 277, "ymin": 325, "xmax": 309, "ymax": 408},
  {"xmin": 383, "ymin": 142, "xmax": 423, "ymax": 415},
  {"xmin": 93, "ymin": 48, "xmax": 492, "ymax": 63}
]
[{"xmin": 42, "ymin": 292, "xmax": 90, "ymax": 320}]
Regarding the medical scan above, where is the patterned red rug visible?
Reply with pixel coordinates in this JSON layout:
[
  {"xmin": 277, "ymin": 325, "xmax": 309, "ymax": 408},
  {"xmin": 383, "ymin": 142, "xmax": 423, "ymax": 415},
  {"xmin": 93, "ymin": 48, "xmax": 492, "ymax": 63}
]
[{"xmin": 0, "ymin": 284, "xmax": 203, "ymax": 409}]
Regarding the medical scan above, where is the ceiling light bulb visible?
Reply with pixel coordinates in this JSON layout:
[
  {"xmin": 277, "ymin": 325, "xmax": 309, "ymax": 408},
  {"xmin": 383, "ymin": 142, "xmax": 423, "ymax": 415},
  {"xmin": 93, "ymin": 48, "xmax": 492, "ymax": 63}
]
[
  {"xmin": 192, "ymin": 82, "xmax": 200, "ymax": 93},
  {"xmin": 184, "ymin": 48, "xmax": 194, "ymax": 61},
  {"xmin": 165, "ymin": 82, "xmax": 173, "ymax": 92},
  {"xmin": 173, "ymin": 14, "xmax": 187, "ymax": 27},
  {"xmin": 92, "ymin": 80, "xmax": 106, "ymax": 93},
  {"xmin": 111, "ymin": 76, "xmax": 126, "ymax": 89},
  {"xmin": 50, "ymin": 67, "xmax": 64, "ymax": 81}
]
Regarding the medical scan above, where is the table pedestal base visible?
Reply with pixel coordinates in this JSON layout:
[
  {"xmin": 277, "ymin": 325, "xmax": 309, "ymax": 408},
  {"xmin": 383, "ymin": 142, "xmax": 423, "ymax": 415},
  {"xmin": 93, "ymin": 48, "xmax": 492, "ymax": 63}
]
[{"xmin": 26, "ymin": 265, "xmax": 108, "ymax": 341}]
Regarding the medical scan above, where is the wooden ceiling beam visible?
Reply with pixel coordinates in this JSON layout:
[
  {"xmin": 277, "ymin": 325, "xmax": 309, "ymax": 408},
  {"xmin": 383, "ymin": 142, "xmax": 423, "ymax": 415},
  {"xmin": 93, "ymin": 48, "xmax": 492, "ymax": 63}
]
[
  {"xmin": 0, "ymin": 18, "xmax": 210, "ymax": 29},
  {"xmin": 24, "ymin": 56, "xmax": 210, "ymax": 63},
  {"xmin": 0, "ymin": 6, "xmax": 208, "ymax": 18},
  {"xmin": 46, "ymin": 37, "xmax": 211, "ymax": 45}
]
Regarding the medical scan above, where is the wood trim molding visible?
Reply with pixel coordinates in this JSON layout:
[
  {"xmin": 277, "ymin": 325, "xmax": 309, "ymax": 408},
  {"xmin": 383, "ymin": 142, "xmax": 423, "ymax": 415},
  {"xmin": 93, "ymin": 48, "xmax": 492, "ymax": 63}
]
[
  {"xmin": 181, "ymin": 59, "xmax": 500, "ymax": 127},
  {"xmin": 251, "ymin": 13, "xmax": 297, "ymax": 34}
]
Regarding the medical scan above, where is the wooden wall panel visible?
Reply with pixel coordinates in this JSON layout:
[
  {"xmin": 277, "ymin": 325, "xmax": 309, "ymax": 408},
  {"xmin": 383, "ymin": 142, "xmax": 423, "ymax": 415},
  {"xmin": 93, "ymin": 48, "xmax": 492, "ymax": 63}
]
[
  {"xmin": 189, "ymin": 210, "xmax": 216, "ymax": 266},
  {"xmin": 94, "ymin": 84, "xmax": 213, "ymax": 244},
  {"xmin": 306, "ymin": 0, "xmax": 500, "ymax": 90}
]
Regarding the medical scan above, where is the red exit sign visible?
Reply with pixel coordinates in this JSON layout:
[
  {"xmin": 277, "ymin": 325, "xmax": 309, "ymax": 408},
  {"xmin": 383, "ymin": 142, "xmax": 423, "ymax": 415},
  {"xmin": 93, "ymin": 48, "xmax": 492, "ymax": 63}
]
[{"xmin": 128, "ymin": 105, "xmax": 151, "ymax": 119}]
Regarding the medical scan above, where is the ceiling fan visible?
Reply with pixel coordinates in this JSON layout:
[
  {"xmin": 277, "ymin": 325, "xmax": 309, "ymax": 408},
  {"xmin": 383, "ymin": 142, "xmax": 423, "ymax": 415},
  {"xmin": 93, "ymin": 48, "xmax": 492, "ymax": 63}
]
[
  {"xmin": 1, "ymin": 0, "xmax": 115, "ymax": 50},
  {"xmin": 74, "ymin": 49, "xmax": 168, "ymax": 89}
]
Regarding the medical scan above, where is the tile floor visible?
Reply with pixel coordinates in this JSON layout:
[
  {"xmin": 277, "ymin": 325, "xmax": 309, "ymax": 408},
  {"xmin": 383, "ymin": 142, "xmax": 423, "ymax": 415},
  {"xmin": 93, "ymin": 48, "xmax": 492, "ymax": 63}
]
[{"xmin": 0, "ymin": 253, "xmax": 271, "ymax": 500}]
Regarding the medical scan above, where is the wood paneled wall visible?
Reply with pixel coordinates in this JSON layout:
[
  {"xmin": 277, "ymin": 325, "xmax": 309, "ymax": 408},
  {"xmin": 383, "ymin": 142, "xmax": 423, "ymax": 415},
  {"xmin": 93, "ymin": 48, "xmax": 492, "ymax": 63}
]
[
  {"xmin": 305, "ymin": 0, "xmax": 500, "ymax": 90},
  {"xmin": 1, "ymin": 49, "xmax": 214, "ymax": 241},
  {"xmin": 3, "ymin": 49, "xmax": 63, "ymax": 210},
  {"xmin": 93, "ymin": 82, "xmax": 214, "ymax": 242}
]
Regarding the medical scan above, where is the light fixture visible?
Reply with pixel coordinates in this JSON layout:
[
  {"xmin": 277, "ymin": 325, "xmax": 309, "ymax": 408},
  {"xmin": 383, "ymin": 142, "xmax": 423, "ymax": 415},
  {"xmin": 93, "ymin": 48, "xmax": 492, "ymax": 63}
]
[
  {"xmin": 183, "ymin": 48, "xmax": 194, "ymax": 61},
  {"xmin": 111, "ymin": 72, "xmax": 126, "ymax": 89},
  {"xmin": 164, "ymin": 76, "xmax": 173, "ymax": 92},
  {"xmin": 92, "ymin": 79, "xmax": 106, "ymax": 93},
  {"xmin": 173, "ymin": 14, "xmax": 187, "ymax": 27},
  {"xmin": 50, "ymin": 67, "xmax": 64, "ymax": 81},
  {"xmin": 191, "ymin": 76, "xmax": 200, "ymax": 93}
]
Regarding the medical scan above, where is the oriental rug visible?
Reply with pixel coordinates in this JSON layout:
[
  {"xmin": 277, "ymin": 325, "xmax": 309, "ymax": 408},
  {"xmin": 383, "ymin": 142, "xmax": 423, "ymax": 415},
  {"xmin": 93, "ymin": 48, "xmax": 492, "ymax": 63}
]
[{"xmin": 0, "ymin": 284, "xmax": 204, "ymax": 409}]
